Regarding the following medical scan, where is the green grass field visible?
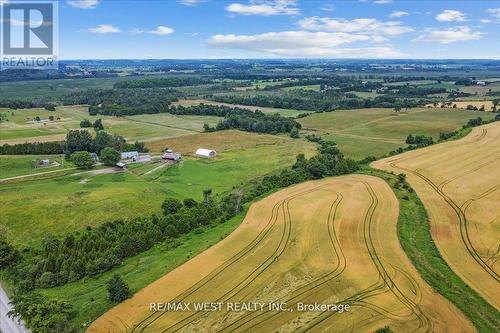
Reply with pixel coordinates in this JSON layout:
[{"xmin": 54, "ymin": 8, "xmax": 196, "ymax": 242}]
[
  {"xmin": 0, "ymin": 132, "xmax": 315, "ymax": 246},
  {"xmin": 299, "ymin": 107, "xmax": 496, "ymax": 160},
  {"xmin": 0, "ymin": 105, "xmax": 221, "ymax": 144},
  {"xmin": 0, "ymin": 155, "xmax": 73, "ymax": 179}
]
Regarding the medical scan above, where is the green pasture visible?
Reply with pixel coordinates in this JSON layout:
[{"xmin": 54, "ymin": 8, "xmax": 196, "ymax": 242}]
[
  {"xmin": 0, "ymin": 106, "xmax": 221, "ymax": 143},
  {"xmin": 0, "ymin": 155, "xmax": 73, "ymax": 179},
  {"xmin": 299, "ymin": 107, "xmax": 495, "ymax": 160}
]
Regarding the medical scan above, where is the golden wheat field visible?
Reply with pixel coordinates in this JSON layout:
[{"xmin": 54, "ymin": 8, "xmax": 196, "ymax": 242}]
[
  {"xmin": 372, "ymin": 122, "xmax": 500, "ymax": 309},
  {"xmin": 88, "ymin": 175, "xmax": 472, "ymax": 333}
]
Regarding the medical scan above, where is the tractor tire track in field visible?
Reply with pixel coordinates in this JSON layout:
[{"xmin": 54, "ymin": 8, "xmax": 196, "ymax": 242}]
[
  {"xmin": 296, "ymin": 181, "xmax": 430, "ymax": 333},
  {"xmin": 90, "ymin": 176, "xmax": 472, "ymax": 333},
  {"xmin": 388, "ymin": 160, "xmax": 500, "ymax": 283},
  {"xmin": 131, "ymin": 184, "xmax": 329, "ymax": 333}
]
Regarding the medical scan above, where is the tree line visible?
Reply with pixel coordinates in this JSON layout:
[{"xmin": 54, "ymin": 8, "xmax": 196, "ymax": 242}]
[
  {"xmin": 0, "ymin": 129, "xmax": 147, "ymax": 156},
  {"xmin": 169, "ymin": 104, "xmax": 300, "ymax": 135},
  {"xmin": 212, "ymin": 91, "xmax": 425, "ymax": 113}
]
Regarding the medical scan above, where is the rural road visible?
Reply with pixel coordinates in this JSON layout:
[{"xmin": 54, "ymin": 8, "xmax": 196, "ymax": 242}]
[{"xmin": 0, "ymin": 283, "xmax": 31, "ymax": 333}]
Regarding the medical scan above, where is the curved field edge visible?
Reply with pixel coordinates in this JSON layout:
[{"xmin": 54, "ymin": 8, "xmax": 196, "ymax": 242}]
[{"xmin": 360, "ymin": 167, "xmax": 499, "ymax": 333}]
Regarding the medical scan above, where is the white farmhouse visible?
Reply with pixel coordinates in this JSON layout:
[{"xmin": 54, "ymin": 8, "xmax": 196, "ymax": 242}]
[{"xmin": 195, "ymin": 148, "xmax": 217, "ymax": 158}]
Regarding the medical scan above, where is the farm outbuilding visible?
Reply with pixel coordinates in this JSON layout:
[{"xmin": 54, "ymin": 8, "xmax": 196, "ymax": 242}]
[
  {"xmin": 133, "ymin": 155, "xmax": 152, "ymax": 163},
  {"xmin": 116, "ymin": 162, "xmax": 127, "ymax": 169},
  {"xmin": 121, "ymin": 151, "xmax": 139, "ymax": 159},
  {"xmin": 195, "ymin": 148, "xmax": 217, "ymax": 158}
]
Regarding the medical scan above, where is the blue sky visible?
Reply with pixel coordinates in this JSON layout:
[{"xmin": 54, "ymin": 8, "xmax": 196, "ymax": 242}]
[{"xmin": 35, "ymin": 0, "xmax": 500, "ymax": 59}]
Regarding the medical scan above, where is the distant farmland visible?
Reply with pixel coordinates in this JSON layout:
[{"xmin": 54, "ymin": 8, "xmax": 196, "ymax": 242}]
[{"xmin": 298, "ymin": 107, "xmax": 496, "ymax": 160}]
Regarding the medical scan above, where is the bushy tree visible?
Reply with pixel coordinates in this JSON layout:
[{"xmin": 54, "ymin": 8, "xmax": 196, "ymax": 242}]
[
  {"xmin": 8, "ymin": 293, "xmax": 74, "ymax": 333},
  {"xmin": 107, "ymin": 275, "xmax": 129, "ymax": 303},
  {"xmin": 71, "ymin": 151, "xmax": 94, "ymax": 169},
  {"xmin": 79, "ymin": 119, "xmax": 92, "ymax": 128},
  {"xmin": 66, "ymin": 129, "xmax": 93, "ymax": 153},
  {"xmin": 93, "ymin": 118, "xmax": 104, "ymax": 130},
  {"xmin": 100, "ymin": 147, "xmax": 120, "ymax": 166},
  {"xmin": 290, "ymin": 127, "xmax": 300, "ymax": 138}
]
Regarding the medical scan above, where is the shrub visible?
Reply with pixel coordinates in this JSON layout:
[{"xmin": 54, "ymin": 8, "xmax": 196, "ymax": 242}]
[{"xmin": 107, "ymin": 275, "xmax": 130, "ymax": 303}]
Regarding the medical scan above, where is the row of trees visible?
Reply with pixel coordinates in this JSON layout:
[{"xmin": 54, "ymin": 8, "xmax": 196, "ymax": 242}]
[
  {"xmin": 212, "ymin": 91, "xmax": 425, "ymax": 113},
  {"xmin": 113, "ymin": 76, "xmax": 212, "ymax": 88},
  {"xmin": 168, "ymin": 104, "xmax": 301, "ymax": 135},
  {"xmin": 0, "ymin": 130, "xmax": 147, "ymax": 156}
]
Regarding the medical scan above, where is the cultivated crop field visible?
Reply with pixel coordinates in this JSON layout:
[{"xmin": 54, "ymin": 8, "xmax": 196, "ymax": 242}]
[
  {"xmin": 299, "ymin": 107, "xmax": 496, "ymax": 159},
  {"xmin": 372, "ymin": 122, "xmax": 500, "ymax": 309},
  {"xmin": 89, "ymin": 175, "xmax": 472, "ymax": 333}
]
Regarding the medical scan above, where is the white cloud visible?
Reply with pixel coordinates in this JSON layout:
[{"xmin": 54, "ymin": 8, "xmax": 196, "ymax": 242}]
[
  {"xmin": 131, "ymin": 26, "xmax": 175, "ymax": 36},
  {"xmin": 88, "ymin": 24, "xmax": 120, "ymax": 34},
  {"xmin": 480, "ymin": 19, "xmax": 491, "ymax": 24},
  {"xmin": 374, "ymin": 0, "xmax": 392, "ymax": 4},
  {"xmin": 67, "ymin": 0, "xmax": 99, "ymax": 9},
  {"xmin": 390, "ymin": 11, "xmax": 408, "ymax": 18},
  {"xmin": 207, "ymin": 31, "xmax": 404, "ymax": 58},
  {"xmin": 298, "ymin": 17, "xmax": 413, "ymax": 35},
  {"xmin": 320, "ymin": 4, "xmax": 335, "ymax": 12},
  {"xmin": 3, "ymin": 18, "xmax": 44, "ymax": 26},
  {"xmin": 226, "ymin": 0, "xmax": 299, "ymax": 16},
  {"xmin": 178, "ymin": 0, "xmax": 206, "ymax": 6},
  {"xmin": 435, "ymin": 10, "xmax": 467, "ymax": 22},
  {"xmin": 413, "ymin": 26, "xmax": 482, "ymax": 44},
  {"xmin": 487, "ymin": 8, "xmax": 500, "ymax": 18},
  {"xmin": 147, "ymin": 26, "xmax": 174, "ymax": 35}
]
